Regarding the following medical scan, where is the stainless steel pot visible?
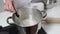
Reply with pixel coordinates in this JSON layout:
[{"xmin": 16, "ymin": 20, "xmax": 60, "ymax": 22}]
[{"xmin": 7, "ymin": 7, "xmax": 43, "ymax": 27}]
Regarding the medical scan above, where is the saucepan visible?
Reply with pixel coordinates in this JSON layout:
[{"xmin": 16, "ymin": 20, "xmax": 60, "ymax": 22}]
[{"xmin": 7, "ymin": 7, "xmax": 46, "ymax": 27}]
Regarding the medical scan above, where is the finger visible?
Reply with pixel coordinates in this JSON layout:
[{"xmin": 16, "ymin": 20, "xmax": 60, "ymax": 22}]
[
  {"xmin": 12, "ymin": 1, "xmax": 16, "ymax": 11},
  {"xmin": 9, "ymin": 4, "xmax": 15, "ymax": 13},
  {"xmin": 9, "ymin": 1, "xmax": 16, "ymax": 12},
  {"xmin": 4, "ymin": 3, "xmax": 7, "ymax": 10},
  {"xmin": 8, "ymin": 5, "xmax": 15, "ymax": 13},
  {"xmin": 8, "ymin": 2, "xmax": 12, "ymax": 11},
  {"xmin": 4, "ymin": 3, "xmax": 10, "ymax": 11},
  {"xmin": 11, "ymin": 6, "xmax": 16, "ymax": 12}
]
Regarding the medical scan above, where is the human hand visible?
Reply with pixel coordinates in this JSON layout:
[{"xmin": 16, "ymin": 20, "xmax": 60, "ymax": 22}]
[{"xmin": 4, "ymin": 0, "xmax": 16, "ymax": 13}]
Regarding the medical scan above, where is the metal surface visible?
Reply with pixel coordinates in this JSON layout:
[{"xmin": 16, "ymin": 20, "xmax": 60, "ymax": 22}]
[
  {"xmin": 12, "ymin": 7, "xmax": 42, "ymax": 27},
  {"xmin": 17, "ymin": 24, "xmax": 38, "ymax": 34}
]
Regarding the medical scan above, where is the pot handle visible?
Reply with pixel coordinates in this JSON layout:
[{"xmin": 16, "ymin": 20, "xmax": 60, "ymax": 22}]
[
  {"xmin": 36, "ymin": 9, "xmax": 47, "ymax": 18},
  {"xmin": 41, "ymin": 11, "xmax": 47, "ymax": 18},
  {"xmin": 7, "ymin": 17, "xmax": 14, "ymax": 25}
]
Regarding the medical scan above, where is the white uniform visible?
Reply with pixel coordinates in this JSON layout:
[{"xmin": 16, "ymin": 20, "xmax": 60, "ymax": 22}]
[
  {"xmin": 14, "ymin": 0, "xmax": 32, "ymax": 8},
  {"xmin": 4, "ymin": 0, "xmax": 44, "ymax": 11}
]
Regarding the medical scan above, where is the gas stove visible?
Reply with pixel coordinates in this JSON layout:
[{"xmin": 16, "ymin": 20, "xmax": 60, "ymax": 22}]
[{"xmin": 0, "ymin": 24, "xmax": 47, "ymax": 34}]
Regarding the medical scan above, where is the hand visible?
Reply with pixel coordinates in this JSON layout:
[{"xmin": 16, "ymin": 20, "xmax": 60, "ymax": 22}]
[{"xmin": 4, "ymin": 0, "xmax": 16, "ymax": 13}]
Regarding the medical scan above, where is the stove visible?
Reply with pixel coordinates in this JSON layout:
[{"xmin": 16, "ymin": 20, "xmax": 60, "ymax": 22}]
[{"xmin": 0, "ymin": 24, "xmax": 47, "ymax": 34}]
